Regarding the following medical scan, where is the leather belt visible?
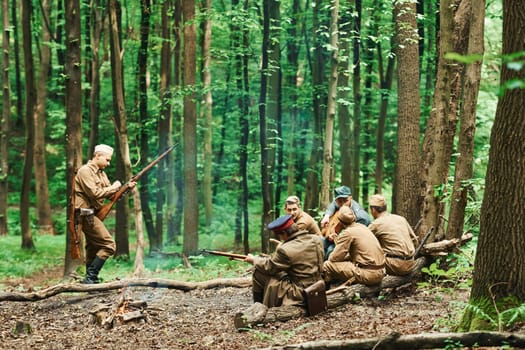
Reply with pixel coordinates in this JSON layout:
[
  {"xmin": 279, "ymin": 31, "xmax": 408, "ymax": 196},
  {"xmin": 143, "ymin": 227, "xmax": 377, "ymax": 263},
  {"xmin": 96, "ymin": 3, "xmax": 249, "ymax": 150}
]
[
  {"xmin": 386, "ymin": 254, "xmax": 413, "ymax": 261},
  {"xmin": 356, "ymin": 262, "xmax": 385, "ymax": 270}
]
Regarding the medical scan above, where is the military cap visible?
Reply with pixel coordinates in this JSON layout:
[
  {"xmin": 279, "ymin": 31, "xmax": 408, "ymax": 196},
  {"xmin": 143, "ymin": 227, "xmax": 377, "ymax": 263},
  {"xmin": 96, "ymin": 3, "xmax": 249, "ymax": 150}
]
[
  {"xmin": 337, "ymin": 206, "xmax": 355, "ymax": 225},
  {"xmin": 369, "ymin": 194, "xmax": 387, "ymax": 207},
  {"xmin": 334, "ymin": 185, "xmax": 352, "ymax": 199},
  {"xmin": 94, "ymin": 144, "xmax": 114, "ymax": 156},
  {"xmin": 268, "ymin": 214, "xmax": 294, "ymax": 231}
]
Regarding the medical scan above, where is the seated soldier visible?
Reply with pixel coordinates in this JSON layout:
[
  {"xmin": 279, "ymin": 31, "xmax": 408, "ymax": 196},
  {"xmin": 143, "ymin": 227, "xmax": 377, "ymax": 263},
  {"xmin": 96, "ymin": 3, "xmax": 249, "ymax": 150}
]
[
  {"xmin": 368, "ymin": 194, "xmax": 419, "ymax": 276},
  {"xmin": 244, "ymin": 215, "xmax": 325, "ymax": 307},
  {"xmin": 320, "ymin": 185, "xmax": 370, "ymax": 259},
  {"xmin": 283, "ymin": 195, "xmax": 321, "ymax": 236},
  {"xmin": 323, "ymin": 206, "xmax": 385, "ymax": 287}
]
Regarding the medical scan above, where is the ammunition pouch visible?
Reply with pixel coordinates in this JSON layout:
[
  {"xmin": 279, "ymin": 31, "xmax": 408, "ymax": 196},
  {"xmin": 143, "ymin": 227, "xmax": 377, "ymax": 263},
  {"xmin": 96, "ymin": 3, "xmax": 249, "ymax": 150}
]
[{"xmin": 79, "ymin": 208, "xmax": 95, "ymax": 226}]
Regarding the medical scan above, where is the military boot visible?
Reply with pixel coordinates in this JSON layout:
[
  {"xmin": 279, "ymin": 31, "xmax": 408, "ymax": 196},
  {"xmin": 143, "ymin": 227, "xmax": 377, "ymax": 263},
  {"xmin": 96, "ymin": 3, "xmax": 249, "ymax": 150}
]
[
  {"xmin": 82, "ymin": 256, "xmax": 106, "ymax": 284},
  {"xmin": 253, "ymin": 292, "xmax": 264, "ymax": 303}
]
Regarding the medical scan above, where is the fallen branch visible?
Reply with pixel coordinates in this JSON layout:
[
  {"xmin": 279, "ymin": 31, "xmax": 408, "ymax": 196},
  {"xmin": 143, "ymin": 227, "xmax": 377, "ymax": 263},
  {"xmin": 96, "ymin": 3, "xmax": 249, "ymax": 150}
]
[
  {"xmin": 421, "ymin": 233, "xmax": 473, "ymax": 256},
  {"xmin": 0, "ymin": 277, "xmax": 251, "ymax": 302},
  {"xmin": 259, "ymin": 331, "xmax": 525, "ymax": 349}
]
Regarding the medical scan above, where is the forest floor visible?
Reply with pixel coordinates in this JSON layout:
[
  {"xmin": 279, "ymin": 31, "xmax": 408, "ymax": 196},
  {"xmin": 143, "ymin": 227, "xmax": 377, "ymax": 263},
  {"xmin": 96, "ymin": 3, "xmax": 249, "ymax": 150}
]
[{"xmin": 0, "ymin": 266, "xmax": 511, "ymax": 350}]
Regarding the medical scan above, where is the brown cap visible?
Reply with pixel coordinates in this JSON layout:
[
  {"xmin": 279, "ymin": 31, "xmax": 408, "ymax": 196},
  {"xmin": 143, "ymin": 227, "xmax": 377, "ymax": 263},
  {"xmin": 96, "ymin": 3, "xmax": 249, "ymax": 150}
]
[
  {"xmin": 337, "ymin": 206, "xmax": 355, "ymax": 225},
  {"xmin": 370, "ymin": 194, "xmax": 387, "ymax": 207}
]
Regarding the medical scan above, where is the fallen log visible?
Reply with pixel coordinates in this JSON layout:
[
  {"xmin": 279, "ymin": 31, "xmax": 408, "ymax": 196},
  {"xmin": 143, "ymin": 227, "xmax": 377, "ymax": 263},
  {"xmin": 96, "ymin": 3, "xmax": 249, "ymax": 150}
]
[
  {"xmin": 420, "ymin": 232, "xmax": 473, "ymax": 256},
  {"xmin": 0, "ymin": 277, "xmax": 251, "ymax": 302},
  {"xmin": 234, "ymin": 257, "xmax": 429, "ymax": 329},
  {"xmin": 258, "ymin": 331, "xmax": 525, "ymax": 349}
]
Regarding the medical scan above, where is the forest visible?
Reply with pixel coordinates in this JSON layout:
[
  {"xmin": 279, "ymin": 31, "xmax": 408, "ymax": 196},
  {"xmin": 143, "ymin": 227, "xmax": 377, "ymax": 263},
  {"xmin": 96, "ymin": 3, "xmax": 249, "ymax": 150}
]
[{"xmin": 1, "ymin": 0, "xmax": 525, "ymax": 347}]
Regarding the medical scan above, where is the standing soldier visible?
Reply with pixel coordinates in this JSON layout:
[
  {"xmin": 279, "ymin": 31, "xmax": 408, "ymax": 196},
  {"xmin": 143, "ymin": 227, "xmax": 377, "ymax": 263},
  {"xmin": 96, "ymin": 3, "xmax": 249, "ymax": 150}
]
[
  {"xmin": 368, "ymin": 194, "xmax": 419, "ymax": 276},
  {"xmin": 75, "ymin": 144, "xmax": 136, "ymax": 284},
  {"xmin": 244, "ymin": 215, "xmax": 324, "ymax": 307}
]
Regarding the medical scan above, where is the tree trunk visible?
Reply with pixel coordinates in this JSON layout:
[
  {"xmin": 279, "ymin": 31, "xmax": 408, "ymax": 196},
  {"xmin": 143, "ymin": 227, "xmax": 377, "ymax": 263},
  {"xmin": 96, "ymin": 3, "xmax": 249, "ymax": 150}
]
[
  {"xmin": 259, "ymin": 0, "xmax": 279, "ymax": 253},
  {"xmin": 338, "ymin": 9, "xmax": 352, "ymax": 189},
  {"xmin": 10, "ymin": 0, "xmax": 23, "ymax": 130},
  {"xmin": 87, "ymin": 0, "xmax": 103, "ymax": 154},
  {"xmin": 304, "ymin": 0, "xmax": 324, "ymax": 213},
  {"xmin": 33, "ymin": 0, "xmax": 54, "ymax": 235},
  {"xmin": 108, "ymin": 0, "xmax": 132, "ymax": 258},
  {"xmin": 320, "ymin": 0, "xmax": 339, "ymax": 209},
  {"xmin": 351, "ymin": 0, "xmax": 362, "ymax": 201},
  {"xmin": 132, "ymin": 188, "xmax": 145, "ymax": 278},
  {"xmin": 200, "ymin": 0, "xmax": 213, "ymax": 228},
  {"xmin": 64, "ymin": 0, "xmax": 83, "ymax": 277},
  {"xmin": 138, "ymin": 0, "xmax": 156, "ymax": 253},
  {"xmin": 463, "ymin": 0, "xmax": 525, "ymax": 330},
  {"xmin": 0, "ymin": 0, "xmax": 10, "ymax": 236},
  {"xmin": 182, "ymin": 0, "xmax": 199, "ymax": 255},
  {"xmin": 446, "ymin": 0, "xmax": 483, "ymax": 240},
  {"xmin": 420, "ymin": 0, "xmax": 468, "ymax": 240},
  {"xmin": 20, "ymin": 0, "xmax": 35, "ymax": 250},
  {"xmin": 393, "ymin": 0, "xmax": 421, "ymax": 226}
]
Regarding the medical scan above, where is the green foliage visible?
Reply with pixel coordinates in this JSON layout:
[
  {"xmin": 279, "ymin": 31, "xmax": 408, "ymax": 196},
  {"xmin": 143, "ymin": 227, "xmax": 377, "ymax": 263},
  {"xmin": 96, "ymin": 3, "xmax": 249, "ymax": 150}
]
[
  {"xmin": 461, "ymin": 297, "xmax": 525, "ymax": 332},
  {"xmin": 418, "ymin": 242, "xmax": 475, "ymax": 292}
]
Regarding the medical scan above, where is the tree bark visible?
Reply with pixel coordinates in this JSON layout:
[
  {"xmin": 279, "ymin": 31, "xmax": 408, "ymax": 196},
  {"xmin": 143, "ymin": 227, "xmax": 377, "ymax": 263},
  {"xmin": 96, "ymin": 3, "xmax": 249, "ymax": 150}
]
[
  {"xmin": 464, "ymin": 0, "xmax": 525, "ymax": 329},
  {"xmin": 393, "ymin": 0, "xmax": 421, "ymax": 226},
  {"xmin": 0, "ymin": 0, "xmax": 10, "ymax": 236},
  {"xmin": 33, "ymin": 0, "xmax": 54, "ymax": 235},
  {"xmin": 64, "ymin": 0, "xmax": 83, "ymax": 277},
  {"xmin": 87, "ymin": 0, "xmax": 103, "ymax": 154},
  {"xmin": 446, "ymin": 0, "xmax": 483, "ymax": 240},
  {"xmin": 108, "ymin": 0, "xmax": 132, "ymax": 258},
  {"xmin": 320, "ymin": 0, "xmax": 339, "ymax": 209},
  {"xmin": 182, "ymin": 0, "xmax": 199, "ymax": 255},
  {"xmin": 20, "ymin": 0, "xmax": 36, "ymax": 250},
  {"xmin": 200, "ymin": 0, "xmax": 213, "ymax": 228},
  {"xmin": 262, "ymin": 331, "xmax": 525, "ymax": 350},
  {"xmin": 351, "ymin": 0, "xmax": 362, "ymax": 201}
]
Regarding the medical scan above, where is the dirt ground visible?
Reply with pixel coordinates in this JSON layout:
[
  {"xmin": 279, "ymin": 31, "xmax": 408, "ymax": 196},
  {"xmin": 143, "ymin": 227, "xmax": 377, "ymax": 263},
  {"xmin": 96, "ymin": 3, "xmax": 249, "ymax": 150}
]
[{"xmin": 0, "ymin": 268, "xmax": 472, "ymax": 350}]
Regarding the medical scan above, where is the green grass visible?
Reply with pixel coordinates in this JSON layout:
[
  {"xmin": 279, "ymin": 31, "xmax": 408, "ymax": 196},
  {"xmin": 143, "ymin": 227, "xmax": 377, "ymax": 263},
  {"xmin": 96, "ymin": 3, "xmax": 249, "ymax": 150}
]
[{"xmin": 0, "ymin": 231, "xmax": 255, "ymax": 290}]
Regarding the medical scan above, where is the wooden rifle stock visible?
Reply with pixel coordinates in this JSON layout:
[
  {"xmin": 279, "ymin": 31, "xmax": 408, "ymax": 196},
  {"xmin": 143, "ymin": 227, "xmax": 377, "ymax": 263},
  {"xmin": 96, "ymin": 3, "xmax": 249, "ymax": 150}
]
[
  {"xmin": 202, "ymin": 249, "xmax": 247, "ymax": 261},
  {"xmin": 96, "ymin": 145, "xmax": 176, "ymax": 221},
  {"xmin": 68, "ymin": 153, "xmax": 81, "ymax": 259}
]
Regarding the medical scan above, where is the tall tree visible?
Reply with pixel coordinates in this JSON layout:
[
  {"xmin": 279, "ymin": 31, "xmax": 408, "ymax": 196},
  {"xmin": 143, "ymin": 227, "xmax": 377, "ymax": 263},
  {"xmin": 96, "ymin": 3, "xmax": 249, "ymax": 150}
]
[
  {"xmin": 64, "ymin": 0, "xmax": 83, "ymax": 277},
  {"xmin": 87, "ymin": 0, "xmax": 104, "ymax": 154},
  {"xmin": 108, "ymin": 0, "xmax": 133, "ymax": 257},
  {"xmin": 200, "ymin": 0, "xmax": 213, "ymax": 228},
  {"xmin": 393, "ymin": 0, "xmax": 421, "ymax": 226},
  {"xmin": 33, "ymin": 0, "xmax": 54, "ymax": 235},
  {"xmin": 461, "ymin": 0, "xmax": 525, "ymax": 330},
  {"xmin": 138, "ymin": 0, "xmax": 157, "ymax": 253},
  {"xmin": 10, "ymin": 0, "xmax": 23, "ymax": 129},
  {"xmin": 420, "ymin": 0, "xmax": 468, "ymax": 239},
  {"xmin": 0, "ymin": 0, "xmax": 10, "ymax": 236},
  {"xmin": 320, "ymin": 0, "xmax": 339, "ymax": 209},
  {"xmin": 351, "ymin": 0, "xmax": 362, "ymax": 201},
  {"xmin": 182, "ymin": 0, "xmax": 199, "ymax": 255},
  {"xmin": 304, "ymin": 0, "xmax": 325, "ymax": 213},
  {"xmin": 259, "ymin": 0, "xmax": 280, "ymax": 253},
  {"xmin": 446, "ymin": 0, "xmax": 483, "ymax": 240},
  {"xmin": 20, "ymin": 0, "xmax": 36, "ymax": 250}
]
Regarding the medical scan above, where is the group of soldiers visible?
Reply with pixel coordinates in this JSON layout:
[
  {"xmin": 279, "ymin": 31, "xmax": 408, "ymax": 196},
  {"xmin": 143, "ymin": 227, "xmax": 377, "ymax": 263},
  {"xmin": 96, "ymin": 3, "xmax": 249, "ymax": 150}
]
[{"xmin": 244, "ymin": 186, "xmax": 419, "ymax": 308}]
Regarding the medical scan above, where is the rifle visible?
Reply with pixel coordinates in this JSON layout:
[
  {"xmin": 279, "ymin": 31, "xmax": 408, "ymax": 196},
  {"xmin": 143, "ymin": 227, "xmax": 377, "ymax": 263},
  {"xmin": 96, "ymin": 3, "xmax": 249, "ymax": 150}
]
[
  {"xmin": 414, "ymin": 226, "xmax": 434, "ymax": 259},
  {"xmin": 201, "ymin": 249, "xmax": 247, "ymax": 261},
  {"xmin": 68, "ymin": 152, "xmax": 81, "ymax": 259},
  {"xmin": 96, "ymin": 145, "xmax": 176, "ymax": 221}
]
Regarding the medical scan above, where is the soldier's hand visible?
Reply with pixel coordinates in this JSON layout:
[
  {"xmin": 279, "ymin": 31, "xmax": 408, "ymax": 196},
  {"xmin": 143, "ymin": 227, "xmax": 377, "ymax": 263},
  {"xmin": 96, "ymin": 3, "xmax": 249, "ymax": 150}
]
[
  {"xmin": 245, "ymin": 254, "xmax": 255, "ymax": 265},
  {"xmin": 112, "ymin": 180, "xmax": 122, "ymax": 188},
  {"xmin": 128, "ymin": 181, "xmax": 137, "ymax": 189}
]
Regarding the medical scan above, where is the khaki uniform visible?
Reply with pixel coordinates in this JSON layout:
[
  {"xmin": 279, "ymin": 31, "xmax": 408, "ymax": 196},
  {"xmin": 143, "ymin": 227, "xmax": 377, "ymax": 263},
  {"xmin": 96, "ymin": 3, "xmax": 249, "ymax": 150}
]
[
  {"xmin": 295, "ymin": 211, "xmax": 321, "ymax": 236},
  {"xmin": 75, "ymin": 160, "xmax": 119, "ymax": 264},
  {"xmin": 369, "ymin": 212, "xmax": 418, "ymax": 276},
  {"xmin": 252, "ymin": 231, "xmax": 324, "ymax": 308},
  {"xmin": 323, "ymin": 223, "xmax": 385, "ymax": 286}
]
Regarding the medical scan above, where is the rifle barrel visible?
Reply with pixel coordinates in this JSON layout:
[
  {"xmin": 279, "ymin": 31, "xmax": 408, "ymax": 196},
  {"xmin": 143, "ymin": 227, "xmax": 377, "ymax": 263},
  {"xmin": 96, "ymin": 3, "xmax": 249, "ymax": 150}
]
[{"xmin": 202, "ymin": 249, "xmax": 247, "ymax": 260}]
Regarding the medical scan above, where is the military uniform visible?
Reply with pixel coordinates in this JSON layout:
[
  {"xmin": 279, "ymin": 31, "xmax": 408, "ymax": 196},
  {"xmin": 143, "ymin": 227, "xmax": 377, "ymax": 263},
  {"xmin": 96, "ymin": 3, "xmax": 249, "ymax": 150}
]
[
  {"xmin": 75, "ymin": 159, "xmax": 119, "ymax": 265},
  {"xmin": 294, "ymin": 211, "xmax": 321, "ymax": 236},
  {"xmin": 323, "ymin": 222, "xmax": 386, "ymax": 286},
  {"xmin": 252, "ymin": 230, "xmax": 324, "ymax": 308},
  {"xmin": 369, "ymin": 212, "xmax": 418, "ymax": 276}
]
